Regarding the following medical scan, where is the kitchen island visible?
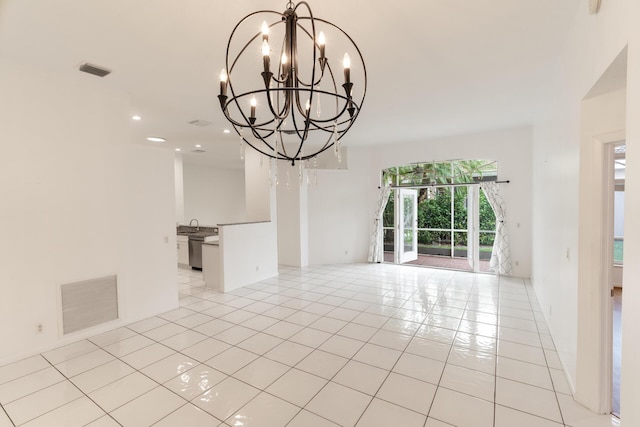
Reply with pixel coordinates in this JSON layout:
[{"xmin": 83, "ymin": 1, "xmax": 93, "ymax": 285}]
[{"xmin": 201, "ymin": 221, "xmax": 277, "ymax": 292}]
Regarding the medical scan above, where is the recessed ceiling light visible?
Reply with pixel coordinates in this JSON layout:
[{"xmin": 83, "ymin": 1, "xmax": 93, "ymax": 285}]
[
  {"xmin": 195, "ymin": 144, "xmax": 202, "ymax": 148},
  {"xmin": 132, "ymin": 115, "xmax": 141, "ymax": 121},
  {"xmin": 146, "ymin": 137, "xmax": 166, "ymax": 142},
  {"xmin": 223, "ymin": 129, "xmax": 231, "ymax": 134},
  {"xmin": 175, "ymin": 148, "xmax": 182, "ymax": 152}
]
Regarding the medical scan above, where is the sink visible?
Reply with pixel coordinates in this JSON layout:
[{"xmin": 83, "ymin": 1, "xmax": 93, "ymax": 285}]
[{"xmin": 177, "ymin": 231, "xmax": 199, "ymax": 236}]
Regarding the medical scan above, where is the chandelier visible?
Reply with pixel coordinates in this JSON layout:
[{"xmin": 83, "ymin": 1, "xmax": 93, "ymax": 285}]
[{"xmin": 218, "ymin": 1, "xmax": 367, "ymax": 165}]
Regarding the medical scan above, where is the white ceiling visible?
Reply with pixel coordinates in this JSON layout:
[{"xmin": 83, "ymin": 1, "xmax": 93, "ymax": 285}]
[{"xmin": 0, "ymin": 0, "xmax": 581, "ymax": 168}]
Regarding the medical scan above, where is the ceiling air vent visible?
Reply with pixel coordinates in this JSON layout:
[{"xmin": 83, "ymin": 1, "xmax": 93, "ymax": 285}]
[
  {"xmin": 188, "ymin": 120, "xmax": 213, "ymax": 127},
  {"xmin": 79, "ymin": 63, "xmax": 112, "ymax": 78},
  {"xmin": 191, "ymin": 149, "xmax": 207, "ymax": 153}
]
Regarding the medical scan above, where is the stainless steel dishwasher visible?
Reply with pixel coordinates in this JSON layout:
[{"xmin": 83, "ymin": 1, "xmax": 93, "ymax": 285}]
[{"xmin": 188, "ymin": 236, "xmax": 204, "ymax": 270}]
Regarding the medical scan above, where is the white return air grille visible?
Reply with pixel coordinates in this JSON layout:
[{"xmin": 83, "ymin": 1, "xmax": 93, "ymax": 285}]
[{"xmin": 61, "ymin": 275, "xmax": 118, "ymax": 335}]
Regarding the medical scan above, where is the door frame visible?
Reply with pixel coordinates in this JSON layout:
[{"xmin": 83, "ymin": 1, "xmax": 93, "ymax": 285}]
[
  {"xmin": 602, "ymin": 140, "xmax": 626, "ymax": 417},
  {"xmin": 600, "ymin": 140, "xmax": 617, "ymax": 415},
  {"xmin": 576, "ymin": 129, "xmax": 625, "ymax": 414}
]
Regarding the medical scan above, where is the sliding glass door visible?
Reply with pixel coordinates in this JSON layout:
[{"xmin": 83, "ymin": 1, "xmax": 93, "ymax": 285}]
[{"xmin": 382, "ymin": 160, "xmax": 498, "ymax": 272}]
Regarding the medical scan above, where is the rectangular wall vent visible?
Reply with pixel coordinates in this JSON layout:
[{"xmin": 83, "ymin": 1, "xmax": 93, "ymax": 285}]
[
  {"xmin": 79, "ymin": 63, "xmax": 112, "ymax": 78},
  {"xmin": 61, "ymin": 275, "xmax": 118, "ymax": 335}
]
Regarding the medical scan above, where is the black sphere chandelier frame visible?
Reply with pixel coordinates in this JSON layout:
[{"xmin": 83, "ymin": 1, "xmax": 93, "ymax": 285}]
[{"xmin": 218, "ymin": 1, "xmax": 367, "ymax": 165}]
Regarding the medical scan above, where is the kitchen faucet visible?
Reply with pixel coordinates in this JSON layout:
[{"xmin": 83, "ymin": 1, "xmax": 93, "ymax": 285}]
[{"xmin": 189, "ymin": 218, "xmax": 200, "ymax": 231}]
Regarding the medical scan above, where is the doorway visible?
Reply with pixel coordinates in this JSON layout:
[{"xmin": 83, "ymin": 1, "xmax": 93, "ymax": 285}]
[
  {"xmin": 610, "ymin": 142, "xmax": 625, "ymax": 418},
  {"xmin": 382, "ymin": 160, "xmax": 498, "ymax": 272}
]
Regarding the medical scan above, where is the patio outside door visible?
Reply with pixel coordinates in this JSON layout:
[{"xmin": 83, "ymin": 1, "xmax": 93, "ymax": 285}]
[{"xmin": 397, "ymin": 189, "xmax": 418, "ymax": 264}]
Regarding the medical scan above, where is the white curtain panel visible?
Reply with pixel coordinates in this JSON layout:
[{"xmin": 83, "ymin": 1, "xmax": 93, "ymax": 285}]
[
  {"xmin": 480, "ymin": 182, "xmax": 512, "ymax": 275},
  {"xmin": 368, "ymin": 185, "xmax": 392, "ymax": 263}
]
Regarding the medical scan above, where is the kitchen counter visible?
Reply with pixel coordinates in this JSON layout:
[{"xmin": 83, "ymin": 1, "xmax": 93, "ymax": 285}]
[
  {"xmin": 177, "ymin": 225, "xmax": 218, "ymax": 269},
  {"xmin": 176, "ymin": 225, "xmax": 218, "ymax": 239},
  {"xmin": 216, "ymin": 221, "xmax": 269, "ymax": 226}
]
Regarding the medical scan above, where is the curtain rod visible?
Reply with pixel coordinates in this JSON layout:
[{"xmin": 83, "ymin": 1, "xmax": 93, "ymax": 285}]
[{"xmin": 379, "ymin": 180, "xmax": 510, "ymax": 189}]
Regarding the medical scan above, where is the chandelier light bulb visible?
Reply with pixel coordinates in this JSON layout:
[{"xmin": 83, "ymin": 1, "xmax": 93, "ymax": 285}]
[
  {"xmin": 262, "ymin": 40, "xmax": 271, "ymax": 74},
  {"xmin": 343, "ymin": 53, "xmax": 351, "ymax": 69},
  {"xmin": 343, "ymin": 53, "xmax": 351, "ymax": 84},
  {"xmin": 250, "ymin": 96, "xmax": 257, "ymax": 121},
  {"xmin": 262, "ymin": 40, "xmax": 271, "ymax": 57},
  {"xmin": 318, "ymin": 31, "xmax": 326, "ymax": 59},
  {"xmin": 305, "ymin": 99, "xmax": 311, "ymax": 111},
  {"xmin": 262, "ymin": 21, "xmax": 269, "ymax": 37},
  {"xmin": 281, "ymin": 52, "xmax": 288, "ymax": 65},
  {"xmin": 219, "ymin": 68, "xmax": 228, "ymax": 97}
]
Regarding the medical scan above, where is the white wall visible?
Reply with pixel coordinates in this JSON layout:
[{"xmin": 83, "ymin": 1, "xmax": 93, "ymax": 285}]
[
  {"xmin": 308, "ymin": 148, "xmax": 374, "ymax": 265},
  {"xmin": 307, "ymin": 127, "xmax": 533, "ymax": 277},
  {"xmin": 182, "ymin": 161, "xmax": 246, "ymax": 227},
  {"xmin": 575, "ymin": 89, "xmax": 626, "ymax": 409},
  {"xmin": 244, "ymin": 149, "xmax": 275, "ymax": 222},
  {"xmin": 530, "ymin": 0, "xmax": 640, "ymax": 421},
  {"xmin": 0, "ymin": 58, "xmax": 178, "ymax": 364},
  {"xmin": 277, "ymin": 163, "xmax": 309, "ymax": 267},
  {"xmin": 622, "ymin": 0, "xmax": 640, "ymax": 420},
  {"xmin": 529, "ymin": 0, "xmax": 630, "ymax": 408},
  {"xmin": 174, "ymin": 154, "xmax": 185, "ymax": 225}
]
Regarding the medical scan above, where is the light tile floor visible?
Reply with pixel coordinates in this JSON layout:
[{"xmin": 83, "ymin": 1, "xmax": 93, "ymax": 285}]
[{"xmin": 0, "ymin": 264, "xmax": 621, "ymax": 427}]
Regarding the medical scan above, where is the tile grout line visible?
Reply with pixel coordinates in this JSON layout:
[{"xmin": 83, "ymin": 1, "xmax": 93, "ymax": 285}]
[
  {"xmin": 525, "ymin": 278, "xmax": 568, "ymax": 427},
  {"xmin": 349, "ymin": 273, "xmax": 447, "ymax": 427},
  {"xmin": 36, "ymin": 355, "xmax": 123, "ymax": 427},
  {"xmin": 0, "ymin": 402, "xmax": 16, "ymax": 427},
  {"xmin": 418, "ymin": 273, "xmax": 480, "ymax": 425},
  {"xmin": 286, "ymin": 269, "xmax": 447, "ymax": 424},
  {"xmin": 3, "ymin": 265, "xmax": 572, "ymax": 426},
  {"xmin": 493, "ymin": 274, "xmax": 502, "ymax": 427}
]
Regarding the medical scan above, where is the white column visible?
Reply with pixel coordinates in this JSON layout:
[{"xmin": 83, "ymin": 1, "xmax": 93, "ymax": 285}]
[
  {"xmin": 244, "ymin": 149, "xmax": 276, "ymax": 222},
  {"xmin": 277, "ymin": 162, "xmax": 309, "ymax": 267},
  {"xmin": 174, "ymin": 153, "xmax": 185, "ymax": 225}
]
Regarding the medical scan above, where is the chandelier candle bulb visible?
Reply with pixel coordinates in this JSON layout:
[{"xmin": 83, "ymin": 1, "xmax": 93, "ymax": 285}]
[
  {"xmin": 250, "ymin": 97, "xmax": 257, "ymax": 123},
  {"xmin": 262, "ymin": 21, "xmax": 269, "ymax": 41},
  {"xmin": 262, "ymin": 40, "xmax": 271, "ymax": 73},
  {"xmin": 343, "ymin": 53, "xmax": 351, "ymax": 83},
  {"xmin": 219, "ymin": 69, "xmax": 228, "ymax": 96},
  {"xmin": 318, "ymin": 31, "xmax": 326, "ymax": 59}
]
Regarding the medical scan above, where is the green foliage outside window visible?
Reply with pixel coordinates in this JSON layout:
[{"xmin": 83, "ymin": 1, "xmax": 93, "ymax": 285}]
[{"xmin": 382, "ymin": 159, "xmax": 498, "ymax": 249}]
